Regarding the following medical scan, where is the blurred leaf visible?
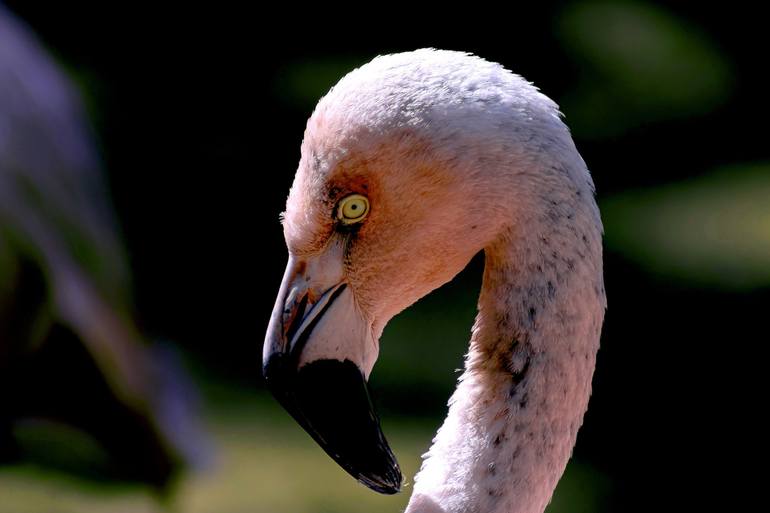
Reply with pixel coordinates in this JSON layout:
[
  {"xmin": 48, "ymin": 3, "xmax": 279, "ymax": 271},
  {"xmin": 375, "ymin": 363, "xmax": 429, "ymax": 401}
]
[
  {"xmin": 12, "ymin": 420, "xmax": 111, "ymax": 479},
  {"xmin": 558, "ymin": 0, "xmax": 732, "ymax": 138},
  {"xmin": 602, "ymin": 163, "xmax": 770, "ymax": 289}
]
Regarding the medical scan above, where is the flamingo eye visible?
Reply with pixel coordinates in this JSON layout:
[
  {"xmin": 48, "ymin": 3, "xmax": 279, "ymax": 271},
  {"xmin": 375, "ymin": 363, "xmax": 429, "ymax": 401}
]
[{"xmin": 337, "ymin": 194, "xmax": 369, "ymax": 224}]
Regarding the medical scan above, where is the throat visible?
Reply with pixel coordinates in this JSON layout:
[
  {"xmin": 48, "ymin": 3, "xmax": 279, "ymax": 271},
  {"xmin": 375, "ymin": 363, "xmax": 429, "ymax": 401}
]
[{"xmin": 407, "ymin": 227, "xmax": 605, "ymax": 513}]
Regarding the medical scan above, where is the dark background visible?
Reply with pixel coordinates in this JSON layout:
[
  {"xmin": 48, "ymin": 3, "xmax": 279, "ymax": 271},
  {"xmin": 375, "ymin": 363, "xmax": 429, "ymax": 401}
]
[{"xmin": 2, "ymin": 2, "xmax": 765, "ymax": 511}]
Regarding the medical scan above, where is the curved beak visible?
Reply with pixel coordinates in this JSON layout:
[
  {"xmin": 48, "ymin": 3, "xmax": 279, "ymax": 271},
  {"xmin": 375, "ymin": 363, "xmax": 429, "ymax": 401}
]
[{"xmin": 262, "ymin": 256, "xmax": 402, "ymax": 494}]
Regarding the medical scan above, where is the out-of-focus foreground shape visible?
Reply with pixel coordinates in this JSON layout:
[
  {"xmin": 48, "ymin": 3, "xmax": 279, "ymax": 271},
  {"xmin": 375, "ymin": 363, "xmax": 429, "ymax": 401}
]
[{"xmin": 0, "ymin": 7, "xmax": 206, "ymax": 490}]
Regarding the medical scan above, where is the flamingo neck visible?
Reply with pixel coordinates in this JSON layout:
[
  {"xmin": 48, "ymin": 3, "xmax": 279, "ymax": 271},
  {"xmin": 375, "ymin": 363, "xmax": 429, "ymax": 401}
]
[{"xmin": 407, "ymin": 212, "xmax": 605, "ymax": 513}]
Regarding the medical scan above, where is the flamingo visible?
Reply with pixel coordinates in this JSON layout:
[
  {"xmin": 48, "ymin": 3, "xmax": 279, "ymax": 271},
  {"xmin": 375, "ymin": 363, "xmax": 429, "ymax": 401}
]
[
  {"xmin": 0, "ymin": 7, "xmax": 205, "ymax": 487},
  {"xmin": 263, "ymin": 49, "xmax": 606, "ymax": 513}
]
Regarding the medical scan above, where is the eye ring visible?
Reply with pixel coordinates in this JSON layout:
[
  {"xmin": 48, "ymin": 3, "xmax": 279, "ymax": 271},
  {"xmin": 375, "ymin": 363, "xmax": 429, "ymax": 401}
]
[{"xmin": 337, "ymin": 194, "xmax": 370, "ymax": 225}]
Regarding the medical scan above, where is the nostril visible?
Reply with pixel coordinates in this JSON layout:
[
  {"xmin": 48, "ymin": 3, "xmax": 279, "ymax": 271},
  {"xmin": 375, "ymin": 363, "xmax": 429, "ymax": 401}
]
[{"xmin": 284, "ymin": 293, "xmax": 309, "ymax": 344}]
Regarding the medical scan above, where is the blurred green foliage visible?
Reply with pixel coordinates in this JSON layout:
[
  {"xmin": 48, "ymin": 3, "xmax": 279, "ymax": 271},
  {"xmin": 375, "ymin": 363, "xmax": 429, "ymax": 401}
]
[
  {"xmin": 375, "ymin": 260, "xmax": 480, "ymax": 414},
  {"xmin": 0, "ymin": 385, "xmax": 608, "ymax": 513},
  {"xmin": 558, "ymin": 0, "xmax": 731, "ymax": 137},
  {"xmin": 602, "ymin": 163, "xmax": 770, "ymax": 289}
]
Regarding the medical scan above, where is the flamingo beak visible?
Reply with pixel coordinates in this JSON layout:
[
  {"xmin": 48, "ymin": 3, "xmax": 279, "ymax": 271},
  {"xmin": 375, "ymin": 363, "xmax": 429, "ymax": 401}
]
[{"xmin": 262, "ymin": 257, "xmax": 402, "ymax": 494}]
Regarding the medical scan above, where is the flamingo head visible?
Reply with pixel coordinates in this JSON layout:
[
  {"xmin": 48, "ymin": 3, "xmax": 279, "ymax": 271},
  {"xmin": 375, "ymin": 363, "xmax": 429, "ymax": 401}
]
[{"xmin": 262, "ymin": 49, "xmax": 572, "ymax": 494}]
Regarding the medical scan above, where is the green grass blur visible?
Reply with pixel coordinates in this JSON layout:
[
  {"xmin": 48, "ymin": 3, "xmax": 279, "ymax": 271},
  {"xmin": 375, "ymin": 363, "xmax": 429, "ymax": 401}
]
[{"xmin": 0, "ymin": 383, "xmax": 607, "ymax": 513}]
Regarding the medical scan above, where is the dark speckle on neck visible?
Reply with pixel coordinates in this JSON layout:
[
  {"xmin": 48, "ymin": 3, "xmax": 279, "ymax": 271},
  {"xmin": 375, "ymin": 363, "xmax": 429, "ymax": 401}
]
[
  {"xmin": 487, "ymin": 487, "xmax": 503, "ymax": 499},
  {"xmin": 507, "ymin": 342, "xmax": 531, "ymax": 398}
]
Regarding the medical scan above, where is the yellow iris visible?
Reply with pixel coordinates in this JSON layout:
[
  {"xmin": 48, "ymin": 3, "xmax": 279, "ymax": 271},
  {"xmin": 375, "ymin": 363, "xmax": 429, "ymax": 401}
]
[{"xmin": 337, "ymin": 194, "xmax": 370, "ymax": 224}]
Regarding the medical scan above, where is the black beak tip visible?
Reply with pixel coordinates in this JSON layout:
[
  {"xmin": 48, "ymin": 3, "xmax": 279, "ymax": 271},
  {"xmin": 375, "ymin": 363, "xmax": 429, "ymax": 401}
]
[
  {"xmin": 358, "ymin": 465, "xmax": 403, "ymax": 494},
  {"xmin": 262, "ymin": 357, "xmax": 403, "ymax": 495}
]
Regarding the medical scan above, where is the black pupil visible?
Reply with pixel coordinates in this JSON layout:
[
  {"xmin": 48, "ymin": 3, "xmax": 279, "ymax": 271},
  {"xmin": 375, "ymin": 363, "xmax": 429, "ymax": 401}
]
[{"xmin": 351, "ymin": 204, "xmax": 358, "ymax": 210}]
